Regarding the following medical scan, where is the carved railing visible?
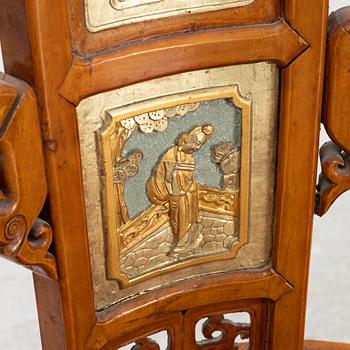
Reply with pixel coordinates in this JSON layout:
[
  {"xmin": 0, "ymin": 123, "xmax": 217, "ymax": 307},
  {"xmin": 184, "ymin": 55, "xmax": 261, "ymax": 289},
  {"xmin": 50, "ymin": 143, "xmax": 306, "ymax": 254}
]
[{"xmin": 0, "ymin": 73, "xmax": 57, "ymax": 279}]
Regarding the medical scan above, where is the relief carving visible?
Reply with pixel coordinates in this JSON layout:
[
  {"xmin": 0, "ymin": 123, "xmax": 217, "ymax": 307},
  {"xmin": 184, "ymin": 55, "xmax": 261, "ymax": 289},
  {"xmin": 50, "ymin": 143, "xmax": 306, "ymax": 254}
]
[
  {"xmin": 111, "ymin": 0, "xmax": 163, "ymax": 10},
  {"xmin": 130, "ymin": 338, "xmax": 161, "ymax": 350},
  {"xmin": 85, "ymin": 0, "xmax": 256, "ymax": 31},
  {"xmin": 99, "ymin": 86, "xmax": 251, "ymax": 286},
  {"xmin": 0, "ymin": 74, "xmax": 57, "ymax": 280},
  {"xmin": 198, "ymin": 315, "xmax": 250, "ymax": 349},
  {"xmin": 146, "ymin": 125, "xmax": 214, "ymax": 252},
  {"xmin": 213, "ymin": 143, "xmax": 240, "ymax": 191},
  {"xmin": 77, "ymin": 63, "xmax": 279, "ymax": 309}
]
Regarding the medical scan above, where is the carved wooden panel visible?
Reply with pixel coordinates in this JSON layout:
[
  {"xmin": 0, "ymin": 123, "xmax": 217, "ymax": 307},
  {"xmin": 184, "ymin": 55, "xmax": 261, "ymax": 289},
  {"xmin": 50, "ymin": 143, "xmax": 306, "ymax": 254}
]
[
  {"xmin": 100, "ymin": 87, "xmax": 250, "ymax": 287},
  {"xmin": 77, "ymin": 63, "xmax": 279, "ymax": 310},
  {"xmin": 118, "ymin": 331, "xmax": 170, "ymax": 350},
  {"xmin": 103, "ymin": 300, "xmax": 265, "ymax": 350},
  {"xmin": 85, "ymin": 0, "xmax": 256, "ymax": 31},
  {"xmin": 194, "ymin": 313, "xmax": 251, "ymax": 349},
  {"xmin": 183, "ymin": 300, "xmax": 266, "ymax": 350}
]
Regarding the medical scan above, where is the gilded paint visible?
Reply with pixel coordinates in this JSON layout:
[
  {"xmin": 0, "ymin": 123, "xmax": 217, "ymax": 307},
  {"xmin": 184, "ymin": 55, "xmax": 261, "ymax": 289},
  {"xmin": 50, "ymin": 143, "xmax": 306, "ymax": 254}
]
[{"xmin": 76, "ymin": 63, "xmax": 278, "ymax": 310}]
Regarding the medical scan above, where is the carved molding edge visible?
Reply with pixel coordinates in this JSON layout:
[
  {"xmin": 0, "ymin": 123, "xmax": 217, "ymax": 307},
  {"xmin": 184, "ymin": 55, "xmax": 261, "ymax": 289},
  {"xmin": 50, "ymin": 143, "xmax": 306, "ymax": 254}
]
[
  {"xmin": 316, "ymin": 7, "xmax": 350, "ymax": 216},
  {"xmin": 85, "ymin": 0, "xmax": 256, "ymax": 31},
  {"xmin": 86, "ymin": 269, "xmax": 292, "ymax": 349},
  {"xmin": 0, "ymin": 74, "xmax": 57, "ymax": 279}
]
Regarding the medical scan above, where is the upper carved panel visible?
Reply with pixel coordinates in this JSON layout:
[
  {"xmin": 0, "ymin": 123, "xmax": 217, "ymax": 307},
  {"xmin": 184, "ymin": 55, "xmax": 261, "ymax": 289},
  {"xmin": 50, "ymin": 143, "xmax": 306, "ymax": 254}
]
[{"xmin": 85, "ymin": 0, "xmax": 256, "ymax": 32}]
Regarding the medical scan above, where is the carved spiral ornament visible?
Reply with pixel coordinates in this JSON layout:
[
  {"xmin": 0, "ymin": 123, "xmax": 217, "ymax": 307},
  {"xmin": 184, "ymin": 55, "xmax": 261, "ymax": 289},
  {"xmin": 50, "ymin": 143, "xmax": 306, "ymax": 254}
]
[
  {"xmin": 199, "ymin": 315, "xmax": 250, "ymax": 349},
  {"xmin": 316, "ymin": 141, "xmax": 350, "ymax": 216},
  {"xmin": 4, "ymin": 214, "xmax": 27, "ymax": 256},
  {"xmin": 131, "ymin": 338, "xmax": 161, "ymax": 350}
]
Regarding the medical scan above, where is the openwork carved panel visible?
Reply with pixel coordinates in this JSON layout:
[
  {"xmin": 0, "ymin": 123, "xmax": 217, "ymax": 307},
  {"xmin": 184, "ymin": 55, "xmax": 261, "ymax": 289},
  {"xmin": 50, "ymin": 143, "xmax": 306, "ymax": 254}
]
[
  {"xmin": 118, "ymin": 331, "xmax": 170, "ymax": 350},
  {"xmin": 183, "ymin": 300, "xmax": 266, "ymax": 350},
  {"xmin": 84, "ymin": 0, "xmax": 256, "ymax": 31},
  {"xmin": 195, "ymin": 313, "xmax": 250, "ymax": 349},
  {"xmin": 77, "ymin": 63, "xmax": 279, "ymax": 310},
  {"xmin": 100, "ymin": 301, "xmax": 265, "ymax": 350}
]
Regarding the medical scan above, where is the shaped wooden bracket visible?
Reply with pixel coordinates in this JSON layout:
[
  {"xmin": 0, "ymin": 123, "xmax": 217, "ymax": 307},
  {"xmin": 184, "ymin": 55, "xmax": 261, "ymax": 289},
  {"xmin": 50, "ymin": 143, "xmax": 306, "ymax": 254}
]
[
  {"xmin": 316, "ymin": 7, "xmax": 350, "ymax": 216},
  {"xmin": 0, "ymin": 73, "xmax": 57, "ymax": 279}
]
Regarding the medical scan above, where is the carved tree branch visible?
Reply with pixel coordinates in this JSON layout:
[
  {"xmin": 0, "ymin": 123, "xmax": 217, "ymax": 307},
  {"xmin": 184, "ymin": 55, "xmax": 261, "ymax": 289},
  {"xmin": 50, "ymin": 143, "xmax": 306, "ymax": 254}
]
[{"xmin": 0, "ymin": 73, "xmax": 57, "ymax": 279}]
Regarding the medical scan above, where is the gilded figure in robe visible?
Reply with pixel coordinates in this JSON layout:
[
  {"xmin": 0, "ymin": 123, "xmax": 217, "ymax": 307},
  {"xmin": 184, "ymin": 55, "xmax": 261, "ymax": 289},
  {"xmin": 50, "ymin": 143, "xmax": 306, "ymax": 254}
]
[{"xmin": 146, "ymin": 125, "xmax": 214, "ymax": 244}]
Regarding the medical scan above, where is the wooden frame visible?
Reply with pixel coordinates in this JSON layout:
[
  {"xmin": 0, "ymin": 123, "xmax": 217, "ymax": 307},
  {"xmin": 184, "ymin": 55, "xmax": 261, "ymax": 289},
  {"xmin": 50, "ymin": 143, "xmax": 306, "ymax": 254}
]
[
  {"xmin": 0, "ymin": 0, "xmax": 329, "ymax": 349},
  {"xmin": 68, "ymin": 0, "xmax": 280, "ymax": 54}
]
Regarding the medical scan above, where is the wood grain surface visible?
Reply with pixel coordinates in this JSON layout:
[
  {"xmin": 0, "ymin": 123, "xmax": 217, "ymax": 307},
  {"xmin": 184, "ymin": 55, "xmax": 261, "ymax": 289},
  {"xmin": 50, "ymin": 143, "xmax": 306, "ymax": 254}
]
[
  {"xmin": 305, "ymin": 340, "xmax": 350, "ymax": 350},
  {"xmin": 0, "ymin": 0, "xmax": 334, "ymax": 349}
]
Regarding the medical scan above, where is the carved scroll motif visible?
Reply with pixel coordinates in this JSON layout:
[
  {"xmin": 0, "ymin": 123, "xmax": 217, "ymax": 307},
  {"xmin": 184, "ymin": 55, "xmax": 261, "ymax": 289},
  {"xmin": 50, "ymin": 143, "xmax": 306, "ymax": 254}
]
[
  {"xmin": 182, "ymin": 300, "xmax": 266, "ymax": 350},
  {"xmin": 0, "ymin": 74, "xmax": 57, "ymax": 279},
  {"xmin": 316, "ymin": 142, "xmax": 350, "ymax": 216},
  {"xmin": 130, "ymin": 338, "xmax": 161, "ymax": 350},
  {"xmin": 198, "ymin": 315, "xmax": 250, "ymax": 350}
]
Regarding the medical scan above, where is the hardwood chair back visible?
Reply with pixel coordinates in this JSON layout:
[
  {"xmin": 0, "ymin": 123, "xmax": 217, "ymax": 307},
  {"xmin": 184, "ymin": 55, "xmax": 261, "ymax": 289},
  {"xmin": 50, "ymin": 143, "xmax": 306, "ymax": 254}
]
[{"xmin": 0, "ymin": 1, "xmax": 350, "ymax": 349}]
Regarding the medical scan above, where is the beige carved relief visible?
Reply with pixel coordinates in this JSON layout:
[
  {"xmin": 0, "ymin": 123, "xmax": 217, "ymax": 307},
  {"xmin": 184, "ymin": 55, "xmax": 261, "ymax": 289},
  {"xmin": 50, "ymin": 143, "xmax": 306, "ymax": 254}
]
[
  {"xmin": 85, "ymin": 0, "xmax": 256, "ymax": 31},
  {"xmin": 121, "ymin": 212, "xmax": 238, "ymax": 279},
  {"xmin": 111, "ymin": 0, "xmax": 163, "ymax": 10},
  {"xmin": 76, "ymin": 63, "xmax": 279, "ymax": 310}
]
